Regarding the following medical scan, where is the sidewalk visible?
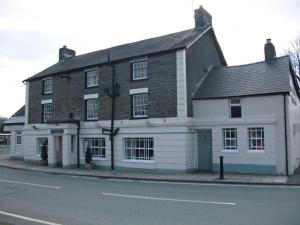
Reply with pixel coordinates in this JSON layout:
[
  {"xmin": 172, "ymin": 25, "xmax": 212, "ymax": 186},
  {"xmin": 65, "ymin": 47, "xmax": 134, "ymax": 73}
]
[{"xmin": 0, "ymin": 154, "xmax": 294, "ymax": 185}]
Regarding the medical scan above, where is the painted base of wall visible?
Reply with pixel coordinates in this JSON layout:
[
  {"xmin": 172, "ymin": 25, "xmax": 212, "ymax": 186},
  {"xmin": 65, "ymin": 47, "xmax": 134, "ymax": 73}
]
[
  {"xmin": 10, "ymin": 155, "xmax": 24, "ymax": 160},
  {"xmin": 213, "ymin": 163, "xmax": 277, "ymax": 175}
]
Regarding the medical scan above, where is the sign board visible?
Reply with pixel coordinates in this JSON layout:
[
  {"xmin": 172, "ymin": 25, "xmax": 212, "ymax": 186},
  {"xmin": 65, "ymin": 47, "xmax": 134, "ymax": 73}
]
[{"xmin": 51, "ymin": 129, "xmax": 64, "ymax": 134}]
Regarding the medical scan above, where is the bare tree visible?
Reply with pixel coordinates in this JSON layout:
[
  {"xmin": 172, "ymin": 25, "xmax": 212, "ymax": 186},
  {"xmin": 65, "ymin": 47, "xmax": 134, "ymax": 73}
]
[{"xmin": 287, "ymin": 35, "xmax": 300, "ymax": 77}]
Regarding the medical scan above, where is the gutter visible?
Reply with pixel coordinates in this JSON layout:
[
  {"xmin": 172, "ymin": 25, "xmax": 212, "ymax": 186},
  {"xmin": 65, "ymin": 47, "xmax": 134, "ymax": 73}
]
[{"xmin": 283, "ymin": 94, "xmax": 289, "ymax": 176}]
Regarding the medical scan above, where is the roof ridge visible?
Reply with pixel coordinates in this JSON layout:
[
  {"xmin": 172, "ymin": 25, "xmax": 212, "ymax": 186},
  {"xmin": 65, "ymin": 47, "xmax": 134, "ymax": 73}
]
[{"xmin": 212, "ymin": 55, "xmax": 289, "ymax": 70}]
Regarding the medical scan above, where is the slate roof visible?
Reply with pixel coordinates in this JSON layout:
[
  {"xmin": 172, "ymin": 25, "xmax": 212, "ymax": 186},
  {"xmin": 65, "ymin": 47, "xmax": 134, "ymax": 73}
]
[
  {"xmin": 4, "ymin": 106, "xmax": 25, "ymax": 125},
  {"xmin": 25, "ymin": 27, "xmax": 212, "ymax": 81},
  {"xmin": 193, "ymin": 56, "xmax": 293, "ymax": 99}
]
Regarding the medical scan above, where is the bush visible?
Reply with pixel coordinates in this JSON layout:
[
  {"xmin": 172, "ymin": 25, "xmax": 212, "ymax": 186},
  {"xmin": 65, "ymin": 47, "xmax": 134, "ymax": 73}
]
[
  {"xmin": 85, "ymin": 147, "xmax": 92, "ymax": 164},
  {"xmin": 41, "ymin": 143, "xmax": 48, "ymax": 161}
]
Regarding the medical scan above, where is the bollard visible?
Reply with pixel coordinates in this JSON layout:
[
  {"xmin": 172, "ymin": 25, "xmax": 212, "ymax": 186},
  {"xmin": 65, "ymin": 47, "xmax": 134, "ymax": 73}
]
[{"xmin": 219, "ymin": 156, "xmax": 224, "ymax": 179}]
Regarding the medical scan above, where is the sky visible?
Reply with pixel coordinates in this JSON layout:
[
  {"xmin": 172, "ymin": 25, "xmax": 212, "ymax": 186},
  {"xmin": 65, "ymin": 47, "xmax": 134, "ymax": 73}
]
[{"xmin": 0, "ymin": 0, "xmax": 299, "ymax": 118}]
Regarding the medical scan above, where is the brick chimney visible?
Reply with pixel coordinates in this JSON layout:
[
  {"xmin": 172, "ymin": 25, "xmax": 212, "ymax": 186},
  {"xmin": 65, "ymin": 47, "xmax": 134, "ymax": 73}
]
[
  {"xmin": 264, "ymin": 39, "xmax": 276, "ymax": 62},
  {"xmin": 59, "ymin": 45, "xmax": 76, "ymax": 62},
  {"xmin": 194, "ymin": 6, "xmax": 212, "ymax": 29}
]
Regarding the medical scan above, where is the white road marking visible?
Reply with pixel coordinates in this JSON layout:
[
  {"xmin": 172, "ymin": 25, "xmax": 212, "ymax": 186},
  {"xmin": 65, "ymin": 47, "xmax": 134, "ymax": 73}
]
[
  {"xmin": 80, "ymin": 176, "xmax": 97, "ymax": 180},
  {"xmin": 69, "ymin": 175, "xmax": 79, "ymax": 178},
  {"xmin": 0, "ymin": 210, "xmax": 63, "ymax": 225},
  {"xmin": 0, "ymin": 179, "xmax": 61, "ymax": 189},
  {"xmin": 139, "ymin": 180, "xmax": 300, "ymax": 188},
  {"xmin": 108, "ymin": 178, "xmax": 133, "ymax": 182},
  {"xmin": 101, "ymin": 192, "xmax": 236, "ymax": 206}
]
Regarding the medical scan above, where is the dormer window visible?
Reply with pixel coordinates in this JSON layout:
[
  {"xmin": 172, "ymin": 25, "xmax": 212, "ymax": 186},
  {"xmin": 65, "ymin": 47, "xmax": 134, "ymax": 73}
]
[
  {"xmin": 230, "ymin": 99, "xmax": 241, "ymax": 118},
  {"xmin": 132, "ymin": 60, "xmax": 147, "ymax": 80},
  {"xmin": 86, "ymin": 69, "xmax": 99, "ymax": 88},
  {"xmin": 43, "ymin": 78, "xmax": 53, "ymax": 94}
]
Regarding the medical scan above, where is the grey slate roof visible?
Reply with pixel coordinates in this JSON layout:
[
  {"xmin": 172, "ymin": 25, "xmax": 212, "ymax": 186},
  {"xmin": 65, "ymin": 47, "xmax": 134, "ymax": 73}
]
[
  {"xmin": 26, "ymin": 27, "xmax": 210, "ymax": 81},
  {"xmin": 193, "ymin": 56, "xmax": 292, "ymax": 99},
  {"xmin": 4, "ymin": 106, "xmax": 25, "ymax": 125}
]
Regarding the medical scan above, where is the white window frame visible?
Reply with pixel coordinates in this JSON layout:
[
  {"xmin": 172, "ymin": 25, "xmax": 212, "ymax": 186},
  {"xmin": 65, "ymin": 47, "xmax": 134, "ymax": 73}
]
[
  {"xmin": 230, "ymin": 98, "xmax": 241, "ymax": 118},
  {"xmin": 132, "ymin": 60, "xmax": 148, "ymax": 80},
  {"xmin": 42, "ymin": 103, "xmax": 53, "ymax": 122},
  {"xmin": 132, "ymin": 93, "xmax": 148, "ymax": 118},
  {"xmin": 124, "ymin": 138, "xmax": 154, "ymax": 161},
  {"xmin": 248, "ymin": 127, "xmax": 265, "ymax": 151},
  {"xmin": 83, "ymin": 138, "xmax": 106, "ymax": 159},
  {"xmin": 43, "ymin": 78, "xmax": 53, "ymax": 94},
  {"xmin": 16, "ymin": 131, "xmax": 22, "ymax": 145},
  {"xmin": 86, "ymin": 98, "xmax": 99, "ymax": 120},
  {"xmin": 223, "ymin": 128, "xmax": 237, "ymax": 151},
  {"xmin": 86, "ymin": 69, "xmax": 99, "ymax": 88},
  {"xmin": 37, "ymin": 137, "xmax": 48, "ymax": 155}
]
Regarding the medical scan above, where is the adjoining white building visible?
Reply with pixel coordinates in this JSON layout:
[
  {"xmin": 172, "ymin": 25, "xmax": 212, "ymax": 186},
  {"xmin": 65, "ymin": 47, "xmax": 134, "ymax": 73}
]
[{"xmin": 4, "ymin": 6, "xmax": 300, "ymax": 175}]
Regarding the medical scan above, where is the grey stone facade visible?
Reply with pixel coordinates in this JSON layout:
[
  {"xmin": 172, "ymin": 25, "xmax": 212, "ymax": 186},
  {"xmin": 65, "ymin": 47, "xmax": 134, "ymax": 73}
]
[{"xmin": 28, "ymin": 51, "xmax": 179, "ymax": 123}]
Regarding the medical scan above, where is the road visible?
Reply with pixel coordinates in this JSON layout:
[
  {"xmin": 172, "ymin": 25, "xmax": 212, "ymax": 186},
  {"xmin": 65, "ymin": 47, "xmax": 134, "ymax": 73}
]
[{"xmin": 0, "ymin": 167, "xmax": 299, "ymax": 225}]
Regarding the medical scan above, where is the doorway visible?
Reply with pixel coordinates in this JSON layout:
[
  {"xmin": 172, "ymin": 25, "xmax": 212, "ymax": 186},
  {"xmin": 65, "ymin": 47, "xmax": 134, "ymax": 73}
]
[
  {"xmin": 54, "ymin": 136, "xmax": 63, "ymax": 167},
  {"xmin": 197, "ymin": 129, "xmax": 212, "ymax": 171}
]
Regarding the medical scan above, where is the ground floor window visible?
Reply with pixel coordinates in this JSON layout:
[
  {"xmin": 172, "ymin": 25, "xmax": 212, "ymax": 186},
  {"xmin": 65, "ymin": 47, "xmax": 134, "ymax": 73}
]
[
  {"xmin": 248, "ymin": 127, "xmax": 264, "ymax": 150},
  {"xmin": 37, "ymin": 138, "xmax": 48, "ymax": 155},
  {"xmin": 124, "ymin": 138, "xmax": 154, "ymax": 161},
  {"xmin": 223, "ymin": 128, "xmax": 237, "ymax": 150},
  {"xmin": 83, "ymin": 138, "xmax": 106, "ymax": 158},
  {"xmin": 16, "ymin": 131, "xmax": 22, "ymax": 145}
]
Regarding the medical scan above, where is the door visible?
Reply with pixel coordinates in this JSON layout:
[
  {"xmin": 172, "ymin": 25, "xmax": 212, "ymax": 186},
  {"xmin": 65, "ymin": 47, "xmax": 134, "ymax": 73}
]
[
  {"xmin": 197, "ymin": 129, "xmax": 212, "ymax": 171},
  {"xmin": 54, "ymin": 136, "xmax": 63, "ymax": 167}
]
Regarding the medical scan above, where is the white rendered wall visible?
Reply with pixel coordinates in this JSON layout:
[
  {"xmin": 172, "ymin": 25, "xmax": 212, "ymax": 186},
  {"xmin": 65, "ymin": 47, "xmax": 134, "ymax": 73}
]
[{"xmin": 193, "ymin": 95, "xmax": 286, "ymax": 174}]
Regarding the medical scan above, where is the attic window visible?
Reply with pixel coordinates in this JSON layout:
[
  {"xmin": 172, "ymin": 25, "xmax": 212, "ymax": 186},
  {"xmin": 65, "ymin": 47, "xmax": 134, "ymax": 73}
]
[
  {"xmin": 132, "ymin": 60, "xmax": 147, "ymax": 80},
  {"xmin": 230, "ymin": 99, "xmax": 241, "ymax": 118}
]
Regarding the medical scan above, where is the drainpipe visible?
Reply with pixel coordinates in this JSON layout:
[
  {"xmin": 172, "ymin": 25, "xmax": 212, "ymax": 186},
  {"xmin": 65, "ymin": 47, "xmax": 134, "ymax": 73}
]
[
  {"xmin": 76, "ymin": 121, "xmax": 80, "ymax": 168},
  {"xmin": 283, "ymin": 94, "xmax": 289, "ymax": 176}
]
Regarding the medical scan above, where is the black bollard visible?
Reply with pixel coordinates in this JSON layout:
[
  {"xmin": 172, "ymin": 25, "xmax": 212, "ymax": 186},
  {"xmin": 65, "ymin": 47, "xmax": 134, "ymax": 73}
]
[{"xmin": 219, "ymin": 156, "xmax": 224, "ymax": 179}]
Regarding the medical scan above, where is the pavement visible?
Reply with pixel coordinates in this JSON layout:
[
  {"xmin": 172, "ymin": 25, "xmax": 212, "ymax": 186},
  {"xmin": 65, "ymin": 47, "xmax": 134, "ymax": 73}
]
[{"xmin": 0, "ymin": 152, "xmax": 299, "ymax": 185}]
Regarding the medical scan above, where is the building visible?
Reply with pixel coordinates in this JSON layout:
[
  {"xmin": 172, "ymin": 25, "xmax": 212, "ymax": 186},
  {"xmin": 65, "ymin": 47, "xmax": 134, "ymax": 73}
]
[{"xmin": 4, "ymin": 6, "xmax": 300, "ymax": 175}]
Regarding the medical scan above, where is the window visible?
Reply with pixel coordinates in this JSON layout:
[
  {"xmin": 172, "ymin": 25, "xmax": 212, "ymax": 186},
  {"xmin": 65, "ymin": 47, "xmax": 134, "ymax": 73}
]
[
  {"xmin": 132, "ymin": 94, "xmax": 148, "ymax": 118},
  {"xmin": 132, "ymin": 60, "xmax": 147, "ymax": 80},
  {"xmin": 248, "ymin": 128, "xmax": 264, "ymax": 150},
  {"xmin": 125, "ymin": 138, "xmax": 154, "ymax": 161},
  {"xmin": 16, "ymin": 131, "xmax": 22, "ymax": 145},
  {"xmin": 223, "ymin": 128, "xmax": 237, "ymax": 150},
  {"xmin": 83, "ymin": 138, "xmax": 106, "ymax": 158},
  {"xmin": 86, "ymin": 98, "xmax": 99, "ymax": 120},
  {"xmin": 43, "ymin": 78, "xmax": 53, "ymax": 94},
  {"xmin": 86, "ymin": 70, "xmax": 99, "ymax": 88},
  {"xmin": 42, "ymin": 103, "xmax": 53, "ymax": 122},
  {"xmin": 230, "ymin": 99, "xmax": 241, "ymax": 118},
  {"xmin": 37, "ymin": 138, "xmax": 48, "ymax": 155}
]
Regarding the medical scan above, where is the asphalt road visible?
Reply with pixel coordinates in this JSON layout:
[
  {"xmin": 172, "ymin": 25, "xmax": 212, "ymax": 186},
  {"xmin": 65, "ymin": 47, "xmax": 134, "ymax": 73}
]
[{"xmin": 0, "ymin": 167, "xmax": 299, "ymax": 225}]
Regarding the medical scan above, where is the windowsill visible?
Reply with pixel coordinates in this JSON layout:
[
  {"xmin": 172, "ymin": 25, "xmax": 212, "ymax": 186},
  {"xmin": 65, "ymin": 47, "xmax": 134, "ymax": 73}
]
[
  {"xmin": 248, "ymin": 150, "xmax": 265, "ymax": 153},
  {"xmin": 131, "ymin": 78, "xmax": 148, "ymax": 82},
  {"xmin": 43, "ymin": 93, "xmax": 52, "ymax": 95},
  {"xmin": 85, "ymin": 119, "xmax": 98, "ymax": 122},
  {"xmin": 131, "ymin": 116, "xmax": 149, "ymax": 120},
  {"xmin": 122, "ymin": 159, "xmax": 155, "ymax": 163},
  {"xmin": 80, "ymin": 157, "xmax": 106, "ymax": 161},
  {"xmin": 222, "ymin": 150, "xmax": 239, "ymax": 153},
  {"xmin": 85, "ymin": 85, "xmax": 99, "ymax": 89}
]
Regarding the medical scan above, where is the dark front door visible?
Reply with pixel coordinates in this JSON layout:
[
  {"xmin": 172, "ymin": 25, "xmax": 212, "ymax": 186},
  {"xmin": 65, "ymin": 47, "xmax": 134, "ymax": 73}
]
[{"xmin": 197, "ymin": 129, "xmax": 212, "ymax": 171}]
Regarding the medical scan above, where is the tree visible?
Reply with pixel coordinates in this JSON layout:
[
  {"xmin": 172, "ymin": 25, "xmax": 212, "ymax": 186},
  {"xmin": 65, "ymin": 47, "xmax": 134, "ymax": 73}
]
[{"xmin": 287, "ymin": 35, "xmax": 300, "ymax": 77}]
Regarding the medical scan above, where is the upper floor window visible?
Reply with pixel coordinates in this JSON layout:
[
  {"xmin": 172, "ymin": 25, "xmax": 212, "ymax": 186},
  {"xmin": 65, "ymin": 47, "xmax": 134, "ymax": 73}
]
[
  {"xmin": 223, "ymin": 128, "xmax": 237, "ymax": 151},
  {"xmin": 42, "ymin": 103, "xmax": 53, "ymax": 122},
  {"xmin": 16, "ymin": 131, "xmax": 22, "ymax": 145},
  {"xmin": 132, "ymin": 93, "xmax": 148, "ymax": 118},
  {"xmin": 86, "ymin": 98, "xmax": 99, "ymax": 120},
  {"xmin": 230, "ymin": 99, "xmax": 241, "ymax": 118},
  {"xmin": 132, "ymin": 60, "xmax": 147, "ymax": 80},
  {"xmin": 248, "ymin": 127, "xmax": 264, "ymax": 151},
  {"xmin": 86, "ymin": 69, "xmax": 99, "ymax": 88},
  {"xmin": 43, "ymin": 78, "xmax": 53, "ymax": 94}
]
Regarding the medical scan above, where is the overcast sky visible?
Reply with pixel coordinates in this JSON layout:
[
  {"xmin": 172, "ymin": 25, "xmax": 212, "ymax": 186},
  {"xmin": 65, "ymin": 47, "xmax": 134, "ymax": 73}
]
[{"xmin": 0, "ymin": 0, "xmax": 299, "ymax": 118}]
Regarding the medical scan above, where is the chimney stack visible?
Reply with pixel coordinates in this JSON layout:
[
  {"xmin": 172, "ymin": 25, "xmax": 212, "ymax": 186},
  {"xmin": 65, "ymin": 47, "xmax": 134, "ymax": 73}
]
[
  {"xmin": 59, "ymin": 45, "xmax": 76, "ymax": 62},
  {"xmin": 194, "ymin": 6, "xmax": 212, "ymax": 29},
  {"xmin": 264, "ymin": 39, "xmax": 276, "ymax": 62}
]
